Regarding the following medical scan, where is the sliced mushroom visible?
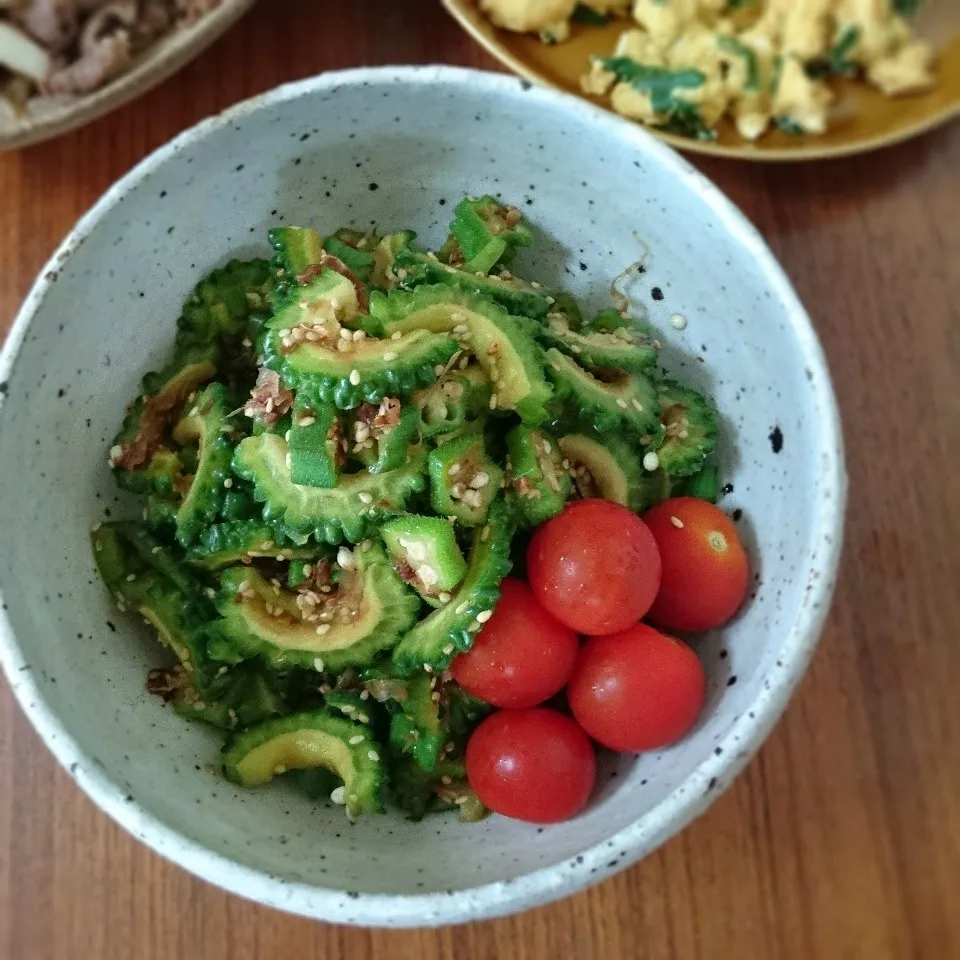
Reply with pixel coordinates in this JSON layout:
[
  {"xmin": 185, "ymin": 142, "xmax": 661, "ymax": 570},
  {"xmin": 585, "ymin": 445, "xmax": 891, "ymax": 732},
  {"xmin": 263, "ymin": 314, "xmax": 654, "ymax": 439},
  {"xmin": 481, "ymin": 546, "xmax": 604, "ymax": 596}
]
[{"xmin": 0, "ymin": 21, "xmax": 52, "ymax": 83}]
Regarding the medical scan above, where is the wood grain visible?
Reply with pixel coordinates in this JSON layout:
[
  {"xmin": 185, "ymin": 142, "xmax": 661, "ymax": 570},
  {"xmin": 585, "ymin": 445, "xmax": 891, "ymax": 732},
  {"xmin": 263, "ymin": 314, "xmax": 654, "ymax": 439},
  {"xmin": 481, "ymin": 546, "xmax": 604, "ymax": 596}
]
[{"xmin": 1, "ymin": 2, "xmax": 958, "ymax": 956}]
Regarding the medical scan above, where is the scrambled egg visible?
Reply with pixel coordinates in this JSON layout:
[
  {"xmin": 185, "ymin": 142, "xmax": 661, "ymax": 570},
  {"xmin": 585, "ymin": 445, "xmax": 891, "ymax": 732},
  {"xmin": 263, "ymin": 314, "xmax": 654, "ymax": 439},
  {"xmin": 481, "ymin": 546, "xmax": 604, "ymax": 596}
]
[{"xmin": 481, "ymin": 0, "xmax": 936, "ymax": 141}]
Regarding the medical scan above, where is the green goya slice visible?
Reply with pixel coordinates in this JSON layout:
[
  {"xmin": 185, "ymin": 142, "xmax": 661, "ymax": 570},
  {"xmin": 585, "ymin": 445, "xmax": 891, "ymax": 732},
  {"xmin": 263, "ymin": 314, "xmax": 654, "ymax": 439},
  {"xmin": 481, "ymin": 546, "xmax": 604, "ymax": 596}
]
[
  {"xmin": 175, "ymin": 258, "xmax": 272, "ymax": 363},
  {"xmin": 388, "ymin": 671, "xmax": 445, "ymax": 771},
  {"xmin": 369, "ymin": 285, "xmax": 551, "ymax": 424},
  {"xmin": 171, "ymin": 661, "xmax": 288, "ymax": 731},
  {"xmin": 539, "ymin": 312, "xmax": 658, "ymax": 373},
  {"xmin": 656, "ymin": 379, "xmax": 719, "ymax": 478},
  {"xmin": 428, "ymin": 433, "xmax": 504, "ymax": 526},
  {"xmin": 381, "ymin": 515, "xmax": 468, "ymax": 605},
  {"xmin": 221, "ymin": 710, "xmax": 384, "ymax": 819},
  {"xmin": 672, "ymin": 462, "xmax": 721, "ymax": 503},
  {"xmin": 233, "ymin": 433, "xmax": 427, "ymax": 544},
  {"xmin": 170, "ymin": 382, "xmax": 237, "ymax": 546},
  {"xmin": 545, "ymin": 348, "xmax": 661, "ymax": 440},
  {"xmin": 210, "ymin": 544, "xmax": 419, "ymax": 672},
  {"xmin": 559, "ymin": 433, "xmax": 667, "ymax": 513},
  {"xmin": 185, "ymin": 520, "xmax": 321, "ymax": 571},
  {"xmin": 91, "ymin": 523, "xmax": 213, "ymax": 679},
  {"xmin": 269, "ymin": 226, "xmax": 325, "ymax": 295},
  {"xmin": 263, "ymin": 273, "xmax": 459, "ymax": 410},
  {"xmin": 388, "ymin": 754, "xmax": 486, "ymax": 822},
  {"xmin": 392, "ymin": 248, "xmax": 552, "ymax": 320},
  {"xmin": 371, "ymin": 230, "xmax": 417, "ymax": 291},
  {"xmin": 391, "ymin": 499, "xmax": 514, "ymax": 677},
  {"xmin": 288, "ymin": 399, "xmax": 341, "ymax": 488},
  {"xmin": 324, "ymin": 231, "xmax": 375, "ymax": 282},
  {"xmin": 506, "ymin": 425, "xmax": 571, "ymax": 526},
  {"xmin": 450, "ymin": 195, "xmax": 533, "ymax": 274}
]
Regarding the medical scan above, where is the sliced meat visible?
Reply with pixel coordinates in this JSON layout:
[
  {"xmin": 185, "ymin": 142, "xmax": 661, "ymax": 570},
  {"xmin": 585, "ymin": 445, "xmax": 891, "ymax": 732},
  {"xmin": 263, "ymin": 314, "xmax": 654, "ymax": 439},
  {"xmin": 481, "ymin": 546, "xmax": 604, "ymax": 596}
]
[
  {"xmin": 46, "ymin": 2, "xmax": 134, "ymax": 95},
  {"xmin": 12, "ymin": 0, "xmax": 80, "ymax": 54}
]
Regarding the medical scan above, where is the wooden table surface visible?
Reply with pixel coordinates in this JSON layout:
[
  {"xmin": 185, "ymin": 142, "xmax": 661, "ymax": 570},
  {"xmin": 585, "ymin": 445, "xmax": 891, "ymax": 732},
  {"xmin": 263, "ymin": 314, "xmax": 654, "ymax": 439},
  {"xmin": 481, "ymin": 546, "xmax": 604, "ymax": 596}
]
[{"xmin": 1, "ymin": 2, "xmax": 958, "ymax": 957}]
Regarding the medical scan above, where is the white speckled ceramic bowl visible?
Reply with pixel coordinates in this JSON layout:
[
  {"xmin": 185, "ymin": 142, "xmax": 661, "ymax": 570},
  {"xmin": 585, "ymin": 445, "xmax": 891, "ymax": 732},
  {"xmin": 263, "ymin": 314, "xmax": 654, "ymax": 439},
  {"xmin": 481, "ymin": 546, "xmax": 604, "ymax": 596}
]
[{"xmin": 0, "ymin": 66, "xmax": 845, "ymax": 927}]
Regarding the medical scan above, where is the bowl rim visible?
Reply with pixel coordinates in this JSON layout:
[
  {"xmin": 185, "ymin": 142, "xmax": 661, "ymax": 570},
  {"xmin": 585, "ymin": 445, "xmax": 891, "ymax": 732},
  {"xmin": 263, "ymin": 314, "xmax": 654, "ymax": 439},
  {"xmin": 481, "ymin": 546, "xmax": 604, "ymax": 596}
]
[
  {"xmin": 0, "ymin": 0, "xmax": 258, "ymax": 151},
  {"xmin": 0, "ymin": 64, "xmax": 847, "ymax": 927}
]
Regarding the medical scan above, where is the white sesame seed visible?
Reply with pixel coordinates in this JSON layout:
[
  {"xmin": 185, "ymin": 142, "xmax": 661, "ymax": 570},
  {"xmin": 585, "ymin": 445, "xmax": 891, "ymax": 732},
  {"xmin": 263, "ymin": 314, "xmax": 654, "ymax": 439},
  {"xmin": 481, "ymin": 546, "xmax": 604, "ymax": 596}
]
[
  {"xmin": 357, "ymin": 713, "xmax": 370, "ymax": 723},
  {"xmin": 349, "ymin": 734, "xmax": 365, "ymax": 745},
  {"xmin": 383, "ymin": 351, "xmax": 398, "ymax": 362},
  {"xmin": 95, "ymin": 541, "xmax": 104, "ymax": 553},
  {"xmin": 313, "ymin": 657, "xmax": 325, "ymax": 671},
  {"xmin": 360, "ymin": 689, "xmax": 370, "ymax": 699},
  {"xmin": 670, "ymin": 516, "xmax": 684, "ymax": 529},
  {"xmin": 330, "ymin": 786, "xmax": 346, "ymax": 805},
  {"xmin": 476, "ymin": 609, "xmax": 493, "ymax": 624},
  {"xmin": 367, "ymin": 750, "xmax": 380, "ymax": 762},
  {"xmin": 316, "ymin": 624, "xmax": 331, "ymax": 636},
  {"xmin": 643, "ymin": 451, "xmax": 660, "ymax": 471},
  {"xmin": 352, "ymin": 329, "xmax": 366, "ymax": 342},
  {"xmin": 391, "ymin": 331, "xmax": 403, "ymax": 341},
  {"xmin": 223, "ymin": 477, "xmax": 233, "ymax": 488},
  {"xmin": 489, "ymin": 393, "xmax": 498, "ymax": 410},
  {"xmin": 126, "ymin": 573, "xmax": 136, "ymax": 582},
  {"xmin": 438, "ymin": 592, "xmax": 451, "ymax": 604},
  {"xmin": 442, "ymin": 644, "xmax": 454, "ymax": 655},
  {"xmin": 358, "ymin": 492, "xmax": 373, "ymax": 504},
  {"xmin": 349, "ymin": 369, "xmax": 361, "ymax": 386},
  {"xmin": 616, "ymin": 399, "xmax": 628, "ymax": 409},
  {"xmin": 632, "ymin": 399, "xmax": 644, "ymax": 412},
  {"xmin": 669, "ymin": 312, "xmax": 688, "ymax": 331}
]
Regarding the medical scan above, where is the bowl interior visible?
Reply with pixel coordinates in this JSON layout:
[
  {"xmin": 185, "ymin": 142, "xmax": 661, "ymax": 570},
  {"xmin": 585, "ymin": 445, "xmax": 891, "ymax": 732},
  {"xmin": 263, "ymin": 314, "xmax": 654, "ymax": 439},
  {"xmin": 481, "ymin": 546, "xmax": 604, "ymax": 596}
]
[{"xmin": 0, "ymin": 69, "xmax": 841, "ymax": 924}]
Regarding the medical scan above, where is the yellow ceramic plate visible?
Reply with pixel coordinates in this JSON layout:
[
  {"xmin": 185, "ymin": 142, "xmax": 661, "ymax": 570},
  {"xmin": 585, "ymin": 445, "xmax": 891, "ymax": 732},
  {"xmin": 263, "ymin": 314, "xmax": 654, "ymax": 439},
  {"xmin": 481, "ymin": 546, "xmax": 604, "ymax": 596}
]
[{"xmin": 444, "ymin": 0, "xmax": 960, "ymax": 160}]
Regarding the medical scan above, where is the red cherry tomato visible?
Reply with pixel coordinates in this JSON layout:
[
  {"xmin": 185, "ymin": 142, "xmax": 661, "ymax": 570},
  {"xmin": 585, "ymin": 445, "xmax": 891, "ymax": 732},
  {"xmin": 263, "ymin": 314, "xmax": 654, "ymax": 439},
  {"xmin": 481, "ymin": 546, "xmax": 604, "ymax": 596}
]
[
  {"xmin": 643, "ymin": 497, "xmax": 749, "ymax": 633},
  {"xmin": 465, "ymin": 708, "xmax": 597, "ymax": 823},
  {"xmin": 451, "ymin": 578, "xmax": 579, "ymax": 709},
  {"xmin": 527, "ymin": 499, "xmax": 661, "ymax": 635},
  {"xmin": 567, "ymin": 623, "xmax": 706, "ymax": 752}
]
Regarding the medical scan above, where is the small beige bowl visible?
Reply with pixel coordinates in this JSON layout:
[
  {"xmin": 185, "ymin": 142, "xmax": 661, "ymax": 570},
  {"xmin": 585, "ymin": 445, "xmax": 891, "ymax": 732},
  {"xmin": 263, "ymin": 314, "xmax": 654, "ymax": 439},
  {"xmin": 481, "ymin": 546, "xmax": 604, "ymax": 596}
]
[{"xmin": 0, "ymin": 0, "xmax": 256, "ymax": 151}]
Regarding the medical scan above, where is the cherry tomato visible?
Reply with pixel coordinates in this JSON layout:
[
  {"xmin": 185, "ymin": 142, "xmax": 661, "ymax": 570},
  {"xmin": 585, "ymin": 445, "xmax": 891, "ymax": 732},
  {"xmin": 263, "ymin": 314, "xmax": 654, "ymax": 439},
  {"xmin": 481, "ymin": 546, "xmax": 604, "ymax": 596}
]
[
  {"xmin": 643, "ymin": 497, "xmax": 749, "ymax": 633},
  {"xmin": 527, "ymin": 499, "xmax": 661, "ymax": 635},
  {"xmin": 567, "ymin": 623, "xmax": 706, "ymax": 752},
  {"xmin": 465, "ymin": 708, "xmax": 597, "ymax": 823},
  {"xmin": 451, "ymin": 578, "xmax": 579, "ymax": 709}
]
